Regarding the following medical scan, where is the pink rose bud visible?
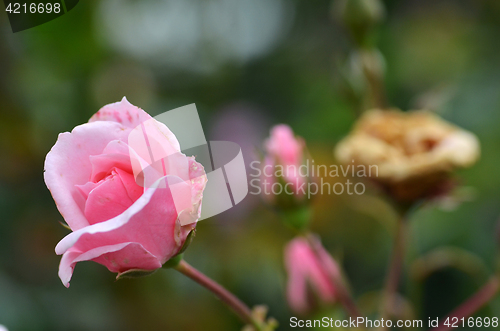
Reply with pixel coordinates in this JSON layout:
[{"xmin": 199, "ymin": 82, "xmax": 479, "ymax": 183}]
[
  {"xmin": 262, "ymin": 125, "xmax": 305, "ymax": 197},
  {"xmin": 284, "ymin": 236, "xmax": 340, "ymax": 314},
  {"xmin": 261, "ymin": 125, "xmax": 312, "ymax": 229},
  {"xmin": 44, "ymin": 97, "xmax": 207, "ymax": 287}
]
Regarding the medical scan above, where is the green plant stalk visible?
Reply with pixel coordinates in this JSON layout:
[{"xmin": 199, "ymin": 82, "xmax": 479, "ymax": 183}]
[
  {"xmin": 174, "ymin": 260, "xmax": 264, "ymax": 331},
  {"xmin": 380, "ymin": 212, "xmax": 408, "ymax": 328},
  {"xmin": 363, "ymin": 58, "xmax": 387, "ymax": 109},
  {"xmin": 331, "ymin": 273, "xmax": 364, "ymax": 321},
  {"xmin": 431, "ymin": 276, "xmax": 500, "ymax": 331}
]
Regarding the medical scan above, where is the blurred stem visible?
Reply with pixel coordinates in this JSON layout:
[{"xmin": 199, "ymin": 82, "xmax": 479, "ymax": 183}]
[
  {"xmin": 363, "ymin": 61, "xmax": 387, "ymax": 109},
  {"xmin": 332, "ymin": 272, "xmax": 365, "ymax": 322},
  {"xmin": 380, "ymin": 211, "xmax": 408, "ymax": 328},
  {"xmin": 431, "ymin": 276, "xmax": 500, "ymax": 331},
  {"xmin": 174, "ymin": 260, "xmax": 264, "ymax": 331},
  {"xmin": 305, "ymin": 234, "xmax": 364, "ymax": 322}
]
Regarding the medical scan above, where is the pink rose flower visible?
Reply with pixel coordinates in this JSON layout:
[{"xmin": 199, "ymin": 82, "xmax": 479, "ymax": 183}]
[
  {"xmin": 44, "ymin": 97, "xmax": 207, "ymax": 287},
  {"xmin": 284, "ymin": 236, "xmax": 340, "ymax": 314},
  {"xmin": 261, "ymin": 125, "xmax": 306, "ymax": 201}
]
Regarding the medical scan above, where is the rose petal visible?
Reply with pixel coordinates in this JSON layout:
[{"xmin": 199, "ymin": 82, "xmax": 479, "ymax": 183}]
[
  {"xmin": 44, "ymin": 121, "xmax": 130, "ymax": 230},
  {"xmin": 127, "ymin": 118, "xmax": 181, "ymax": 182},
  {"xmin": 116, "ymin": 168, "xmax": 143, "ymax": 202},
  {"xmin": 55, "ymin": 179, "xmax": 159, "ymax": 255},
  {"xmin": 89, "ymin": 97, "xmax": 152, "ymax": 129},
  {"xmin": 433, "ymin": 131, "xmax": 480, "ymax": 167},
  {"xmin": 84, "ymin": 169, "xmax": 141, "ymax": 225},
  {"xmin": 55, "ymin": 177, "xmax": 189, "ymax": 276},
  {"xmin": 59, "ymin": 242, "xmax": 161, "ymax": 287},
  {"xmin": 265, "ymin": 124, "xmax": 303, "ymax": 166},
  {"xmin": 284, "ymin": 238, "xmax": 337, "ymax": 314},
  {"xmin": 76, "ymin": 181, "xmax": 99, "ymax": 200},
  {"xmin": 89, "ymin": 140, "xmax": 133, "ymax": 182},
  {"xmin": 92, "ymin": 242, "xmax": 162, "ymax": 273}
]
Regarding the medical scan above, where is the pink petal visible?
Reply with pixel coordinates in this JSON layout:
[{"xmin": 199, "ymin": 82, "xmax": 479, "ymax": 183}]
[
  {"xmin": 153, "ymin": 157, "xmax": 207, "ymax": 226},
  {"xmin": 89, "ymin": 97, "xmax": 152, "ymax": 129},
  {"xmin": 76, "ymin": 181, "xmax": 99, "ymax": 200},
  {"xmin": 55, "ymin": 179, "xmax": 160, "ymax": 255},
  {"xmin": 127, "ymin": 118, "xmax": 181, "ymax": 184},
  {"xmin": 59, "ymin": 242, "xmax": 161, "ymax": 287},
  {"xmin": 284, "ymin": 237, "xmax": 337, "ymax": 314},
  {"xmin": 92, "ymin": 242, "xmax": 162, "ymax": 273},
  {"xmin": 305, "ymin": 246, "xmax": 336, "ymax": 303},
  {"xmin": 84, "ymin": 169, "xmax": 140, "ymax": 225},
  {"xmin": 59, "ymin": 250, "xmax": 81, "ymax": 288},
  {"xmin": 44, "ymin": 121, "xmax": 130, "ymax": 231},
  {"xmin": 55, "ymin": 176, "xmax": 191, "ymax": 286},
  {"xmin": 265, "ymin": 124, "xmax": 303, "ymax": 167},
  {"xmin": 89, "ymin": 140, "xmax": 133, "ymax": 182},
  {"xmin": 285, "ymin": 248, "xmax": 309, "ymax": 314},
  {"xmin": 180, "ymin": 157, "xmax": 207, "ymax": 225},
  {"xmin": 117, "ymin": 168, "xmax": 143, "ymax": 202}
]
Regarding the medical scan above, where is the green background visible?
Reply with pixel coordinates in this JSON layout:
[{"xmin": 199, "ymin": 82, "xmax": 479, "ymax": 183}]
[{"xmin": 1, "ymin": 0, "xmax": 500, "ymax": 330}]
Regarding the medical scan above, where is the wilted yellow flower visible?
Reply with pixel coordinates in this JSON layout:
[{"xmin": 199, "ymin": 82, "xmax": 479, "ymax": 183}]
[{"xmin": 335, "ymin": 109, "xmax": 480, "ymax": 202}]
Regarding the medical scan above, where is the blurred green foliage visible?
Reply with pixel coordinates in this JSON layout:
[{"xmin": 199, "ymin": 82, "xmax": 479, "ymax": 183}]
[{"xmin": 1, "ymin": 0, "xmax": 500, "ymax": 330}]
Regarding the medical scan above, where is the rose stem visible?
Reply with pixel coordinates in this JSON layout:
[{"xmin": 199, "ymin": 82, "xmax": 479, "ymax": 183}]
[
  {"xmin": 331, "ymin": 272, "xmax": 364, "ymax": 320},
  {"xmin": 431, "ymin": 276, "xmax": 500, "ymax": 331},
  {"xmin": 380, "ymin": 212, "xmax": 408, "ymax": 328},
  {"xmin": 305, "ymin": 234, "xmax": 364, "ymax": 320},
  {"xmin": 174, "ymin": 260, "xmax": 263, "ymax": 330},
  {"xmin": 363, "ymin": 62, "xmax": 388, "ymax": 110}
]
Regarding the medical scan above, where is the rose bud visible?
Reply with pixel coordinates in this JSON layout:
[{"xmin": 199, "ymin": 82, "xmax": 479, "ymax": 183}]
[
  {"xmin": 284, "ymin": 236, "xmax": 341, "ymax": 315},
  {"xmin": 335, "ymin": 109, "xmax": 480, "ymax": 204},
  {"xmin": 44, "ymin": 97, "xmax": 207, "ymax": 287},
  {"xmin": 333, "ymin": 0, "xmax": 385, "ymax": 46},
  {"xmin": 261, "ymin": 125, "xmax": 312, "ymax": 229}
]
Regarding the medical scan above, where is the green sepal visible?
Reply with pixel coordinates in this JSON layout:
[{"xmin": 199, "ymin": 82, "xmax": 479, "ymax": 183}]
[
  {"xmin": 162, "ymin": 253, "xmax": 184, "ymax": 269},
  {"xmin": 279, "ymin": 206, "xmax": 312, "ymax": 232},
  {"xmin": 161, "ymin": 229, "xmax": 195, "ymax": 269},
  {"xmin": 116, "ymin": 269, "xmax": 157, "ymax": 280},
  {"xmin": 59, "ymin": 221, "xmax": 71, "ymax": 230},
  {"xmin": 178, "ymin": 229, "xmax": 196, "ymax": 255}
]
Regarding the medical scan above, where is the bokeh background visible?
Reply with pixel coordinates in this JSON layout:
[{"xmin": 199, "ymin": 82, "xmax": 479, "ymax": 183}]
[{"xmin": 1, "ymin": 0, "xmax": 500, "ymax": 330}]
